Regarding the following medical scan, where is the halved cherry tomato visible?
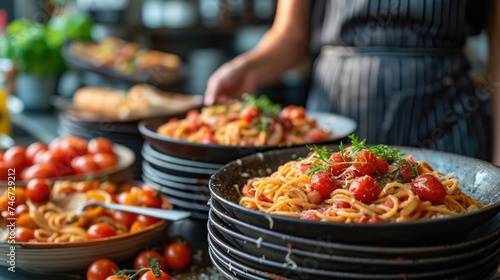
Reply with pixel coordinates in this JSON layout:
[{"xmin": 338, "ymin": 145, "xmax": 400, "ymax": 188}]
[
  {"xmin": 305, "ymin": 128, "xmax": 328, "ymax": 142},
  {"xmin": 88, "ymin": 137, "xmax": 114, "ymax": 154},
  {"xmin": 349, "ymin": 175, "xmax": 380, "ymax": 204},
  {"xmin": 411, "ymin": 174, "xmax": 446, "ymax": 203},
  {"xmin": 86, "ymin": 223, "xmax": 117, "ymax": 240},
  {"xmin": 87, "ymin": 258, "xmax": 119, "ymax": 280},
  {"xmin": 374, "ymin": 157, "xmax": 389, "ymax": 175},
  {"xmin": 134, "ymin": 250, "xmax": 166, "ymax": 271},
  {"xmin": 309, "ymin": 171, "xmax": 340, "ymax": 199},
  {"xmin": 25, "ymin": 178, "xmax": 51, "ymax": 203},
  {"xmin": 163, "ymin": 236, "xmax": 191, "ymax": 271}
]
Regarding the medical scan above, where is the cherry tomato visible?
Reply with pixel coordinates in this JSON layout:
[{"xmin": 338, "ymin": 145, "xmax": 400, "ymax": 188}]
[
  {"xmin": 3, "ymin": 146, "xmax": 28, "ymax": 171},
  {"xmin": 25, "ymin": 178, "xmax": 52, "ymax": 203},
  {"xmin": 25, "ymin": 142, "xmax": 48, "ymax": 165},
  {"xmin": 417, "ymin": 162, "xmax": 434, "ymax": 175},
  {"xmin": 289, "ymin": 106, "xmax": 306, "ymax": 120},
  {"xmin": 411, "ymin": 174, "xmax": 446, "ymax": 203},
  {"xmin": 240, "ymin": 105, "xmax": 259, "ymax": 123},
  {"xmin": 71, "ymin": 155, "xmax": 100, "ymax": 175},
  {"xmin": 88, "ymin": 137, "xmax": 115, "ymax": 154},
  {"xmin": 130, "ymin": 221, "xmax": 147, "ymax": 233},
  {"xmin": 349, "ymin": 175, "xmax": 380, "ymax": 204},
  {"xmin": 185, "ymin": 110, "xmax": 202, "ymax": 132},
  {"xmin": 134, "ymin": 250, "xmax": 166, "ymax": 271},
  {"xmin": 136, "ymin": 214, "xmax": 161, "ymax": 227},
  {"xmin": 333, "ymin": 201, "xmax": 351, "ymax": 209},
  {"xmin": 15, "ymin": 204, "xmax": 29, "ymax": 216},
  {"xmin": 87, "ymin": 258, "xmax": 119, "ymax": 280},
  {"xmin": 86, "ymin": 223, "xmax": 117, "ymax": 240},
  {"xmin": 305, "ymin": 128, "xmax": 328, "ymax": 142},
  {"xmin": 38, "ymin": 150, "xmax": 74, "ymax": 177},
  {"xmin": 374, "ymin": 157, "xmax": 389, "ymax": 175},
  {"xmin": 21, "ymin": 163, "xmax": 56, "ymax": 181},
  {"xmin": 57, "ymin": 135, "xmax": 89, "ymax": 159},
  {"xmin": 93, "ymin": 153, "xmax": 118, "ymax": 170},
  {"xmin": 113, "ymin": 210, "xmax": 137, "ymax": 229},
  {"xmin": 301, "ymin": 211, "xmax": 320, "ymax": 221},
  {"xmin": 15, "ymin": 227, "xmax": 35, "ymax": 242},
  {"xmin": 140, "ymin": 189, "xmax": 162, "ymax": 208},
  {"xmin": 327, "ymin": 152, "xmax": 351, "ymax": 176},
  {"xmin": 353, "ymin": 150, "xmax": 377, "ymax": 176},
  {"xmin": 299, "ymin": 163, "xmax": 312, "ymax": 174},
  {"xmin": 400, "ymin": 160, "xmax": 417, "ymax": 183},
  {"xmin": 309, "ymin": 171, "xmax": 340, "ymax": 199},
  {"xmin": 139, "ymin": 270, "xmax": 171, "ymax": 280},
  {"xmin": 105, "ymin": 276, "xmax": 128, "ymax": 280},
  {"xmin": 163, "ymin": 236, "xmax": 192, "ymax": 271}
]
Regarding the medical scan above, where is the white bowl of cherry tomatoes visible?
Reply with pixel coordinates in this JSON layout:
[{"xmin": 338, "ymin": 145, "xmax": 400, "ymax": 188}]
[{"xmin": 0, "ymin": 135, "xmax": 135, "ymax": 185}]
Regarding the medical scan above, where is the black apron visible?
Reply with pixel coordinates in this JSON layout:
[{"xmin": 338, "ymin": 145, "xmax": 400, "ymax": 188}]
[{"xmin": 306, "ymin": 0, "xmax": 490, "ymax": 160}]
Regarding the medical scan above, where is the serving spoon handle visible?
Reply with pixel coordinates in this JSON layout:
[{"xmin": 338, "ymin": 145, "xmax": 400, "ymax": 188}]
[{"xmin": 77, "ymin": 201, "xmax": 191, "ymax": 221}]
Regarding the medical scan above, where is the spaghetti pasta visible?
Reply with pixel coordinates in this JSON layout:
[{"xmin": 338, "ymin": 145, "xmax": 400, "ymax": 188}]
[
  {"xmin": 239, "ymin": 136, "xmax": 485, "ymax": 223},
  {"xmin": 0, "ymin": 180, "xmax": 168, "ymax": 243},
  {"xmin": 157, "ymin": 94, "xmax": 330, "ymax": 146}
]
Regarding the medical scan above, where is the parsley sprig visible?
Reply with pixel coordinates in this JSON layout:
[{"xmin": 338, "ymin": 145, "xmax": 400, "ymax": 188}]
[
  {"xmin": 304, "ymin": 134, "xmax": 420, "ymax": 183},
  {"xmin": 241, "ymin": 94, "xmax": 281, "ymax": 116}
]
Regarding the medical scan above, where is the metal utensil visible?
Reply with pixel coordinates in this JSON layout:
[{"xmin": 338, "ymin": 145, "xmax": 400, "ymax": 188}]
[{"xmin": 75, "ymin": 200, "xmax": 191, "ymax": 221}]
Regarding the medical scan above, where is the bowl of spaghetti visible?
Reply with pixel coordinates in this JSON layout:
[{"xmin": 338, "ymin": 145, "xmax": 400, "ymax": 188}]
[
  {"xmin": 0, "ymin": 180, "xmax": 170, "ymax": 273},
  {"xmin": 209, "ymin": 135, "xmax": 500, "ymax": 246},
  {"xmin": 138, "ymin": 95, "xmax": 357, "ymax": 164}
]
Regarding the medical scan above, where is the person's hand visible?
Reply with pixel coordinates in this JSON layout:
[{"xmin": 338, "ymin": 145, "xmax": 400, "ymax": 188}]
[{"xmin": 203, "ymin": 56, "xmax": 260, "ymax": 106}]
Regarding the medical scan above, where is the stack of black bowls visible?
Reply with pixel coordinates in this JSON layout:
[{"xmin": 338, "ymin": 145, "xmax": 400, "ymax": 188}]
[
  {"xmin": 208, "ymin": 146, "xmax": 500, "ymax": 280},
  {"xmin": 140, "ymin": 141, "xmax": 220, "ymax": 219},
  {"xmin": 57, "ymin": 111, "xmax": 145, "ymax": 180}
]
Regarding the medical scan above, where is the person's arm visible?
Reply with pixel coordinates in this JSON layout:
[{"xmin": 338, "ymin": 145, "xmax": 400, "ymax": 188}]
[
  {"xmin": 203, "ymin": 0, "xmax": 310, "ymax": 105},
  {"xmin": 487, "ymin": 1, "xmax": 500, "ymax": 166}
]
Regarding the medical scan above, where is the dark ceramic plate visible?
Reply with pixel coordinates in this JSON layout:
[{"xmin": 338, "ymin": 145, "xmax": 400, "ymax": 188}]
[
  {"xmin": 142, "ymin": 168, "xmax": 209, "ymax": 192},
  {"xmin": 209, "ymin": 145, "xmax": 500, "ymax": 246},
  {"xmin": 138, "ymin": 112, "xmax": 357, "ymax": 164},
  {"xmin": 143, "ymin": 141, "xmax": 223, "ymax": 170},
  {"xmin": 210, "ymin": 199, "xmax": 500, "ymax": 259},
  {"xmin": 141, "ymin": 147, "xmax": 217, "ymax": 177},
  {"xmin": 142, "ymin": 161, "xmax": 208, "ymax": 185},
  {"xmin": 63, "ymin": 41, "xmax": 187, "ymax": 91},
  {"xmin": 146, "ymin": 178, "xmax": 210, "ymax": 212},
  {"xmin": 209, "ymin": 210, "xmax": 499, "ymax": 273},
  {"xmin": 208, "ymin": 221, "xmax": 500, "ymax": 280}
]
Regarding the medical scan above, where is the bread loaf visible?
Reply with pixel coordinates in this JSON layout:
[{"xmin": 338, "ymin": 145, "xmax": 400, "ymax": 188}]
[{"xmin": 72, "ymin": 84, "xmax": 202, "ymax": 120}]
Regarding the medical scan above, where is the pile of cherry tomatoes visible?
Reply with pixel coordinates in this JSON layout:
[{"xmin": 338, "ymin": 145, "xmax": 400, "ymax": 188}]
[
  {"xmin": 0, "ymin": 135, "xmax": 118, "ymax": 182},
  {"xmin": 87, "ymin": 236, "xmax": 192, "ymax": 280}
]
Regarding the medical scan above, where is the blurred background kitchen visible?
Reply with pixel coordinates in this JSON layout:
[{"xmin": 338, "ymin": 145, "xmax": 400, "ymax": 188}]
[{"xmin": 0, "ymin": 0, "xmax": 490, "ymax": 147}]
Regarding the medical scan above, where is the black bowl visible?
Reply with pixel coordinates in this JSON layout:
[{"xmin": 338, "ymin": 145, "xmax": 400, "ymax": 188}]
[
  {"xmin": 138, "ymin": 112, "xmax": 357, "ymax": 164},
  {"xmin": 209, "ymin": 146, "xmax": 500, "ymax": 246}
]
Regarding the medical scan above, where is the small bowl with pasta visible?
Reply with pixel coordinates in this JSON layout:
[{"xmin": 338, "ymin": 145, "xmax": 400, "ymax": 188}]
[
  {"xmin": 0, "ymin": 180, "xmax": 170, "ymax": 274},
  {"xmin": 139, "ymin": 95, "xmax": 357, "ymax": 164},
  {"xmin": 209, "ymin": 135, "xmax": 500, "ymax": 247}
]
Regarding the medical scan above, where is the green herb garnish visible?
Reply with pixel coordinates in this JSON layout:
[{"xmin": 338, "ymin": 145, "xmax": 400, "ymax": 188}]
[{"xmin": 241, "ymin": 94, "xmax": 281, "ymax": 116}]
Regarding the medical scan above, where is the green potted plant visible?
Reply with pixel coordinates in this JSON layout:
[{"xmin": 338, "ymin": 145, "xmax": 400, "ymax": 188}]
[{"xmin": 0, "ymin": 12, "xmax": 92, "ymax": 111}]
